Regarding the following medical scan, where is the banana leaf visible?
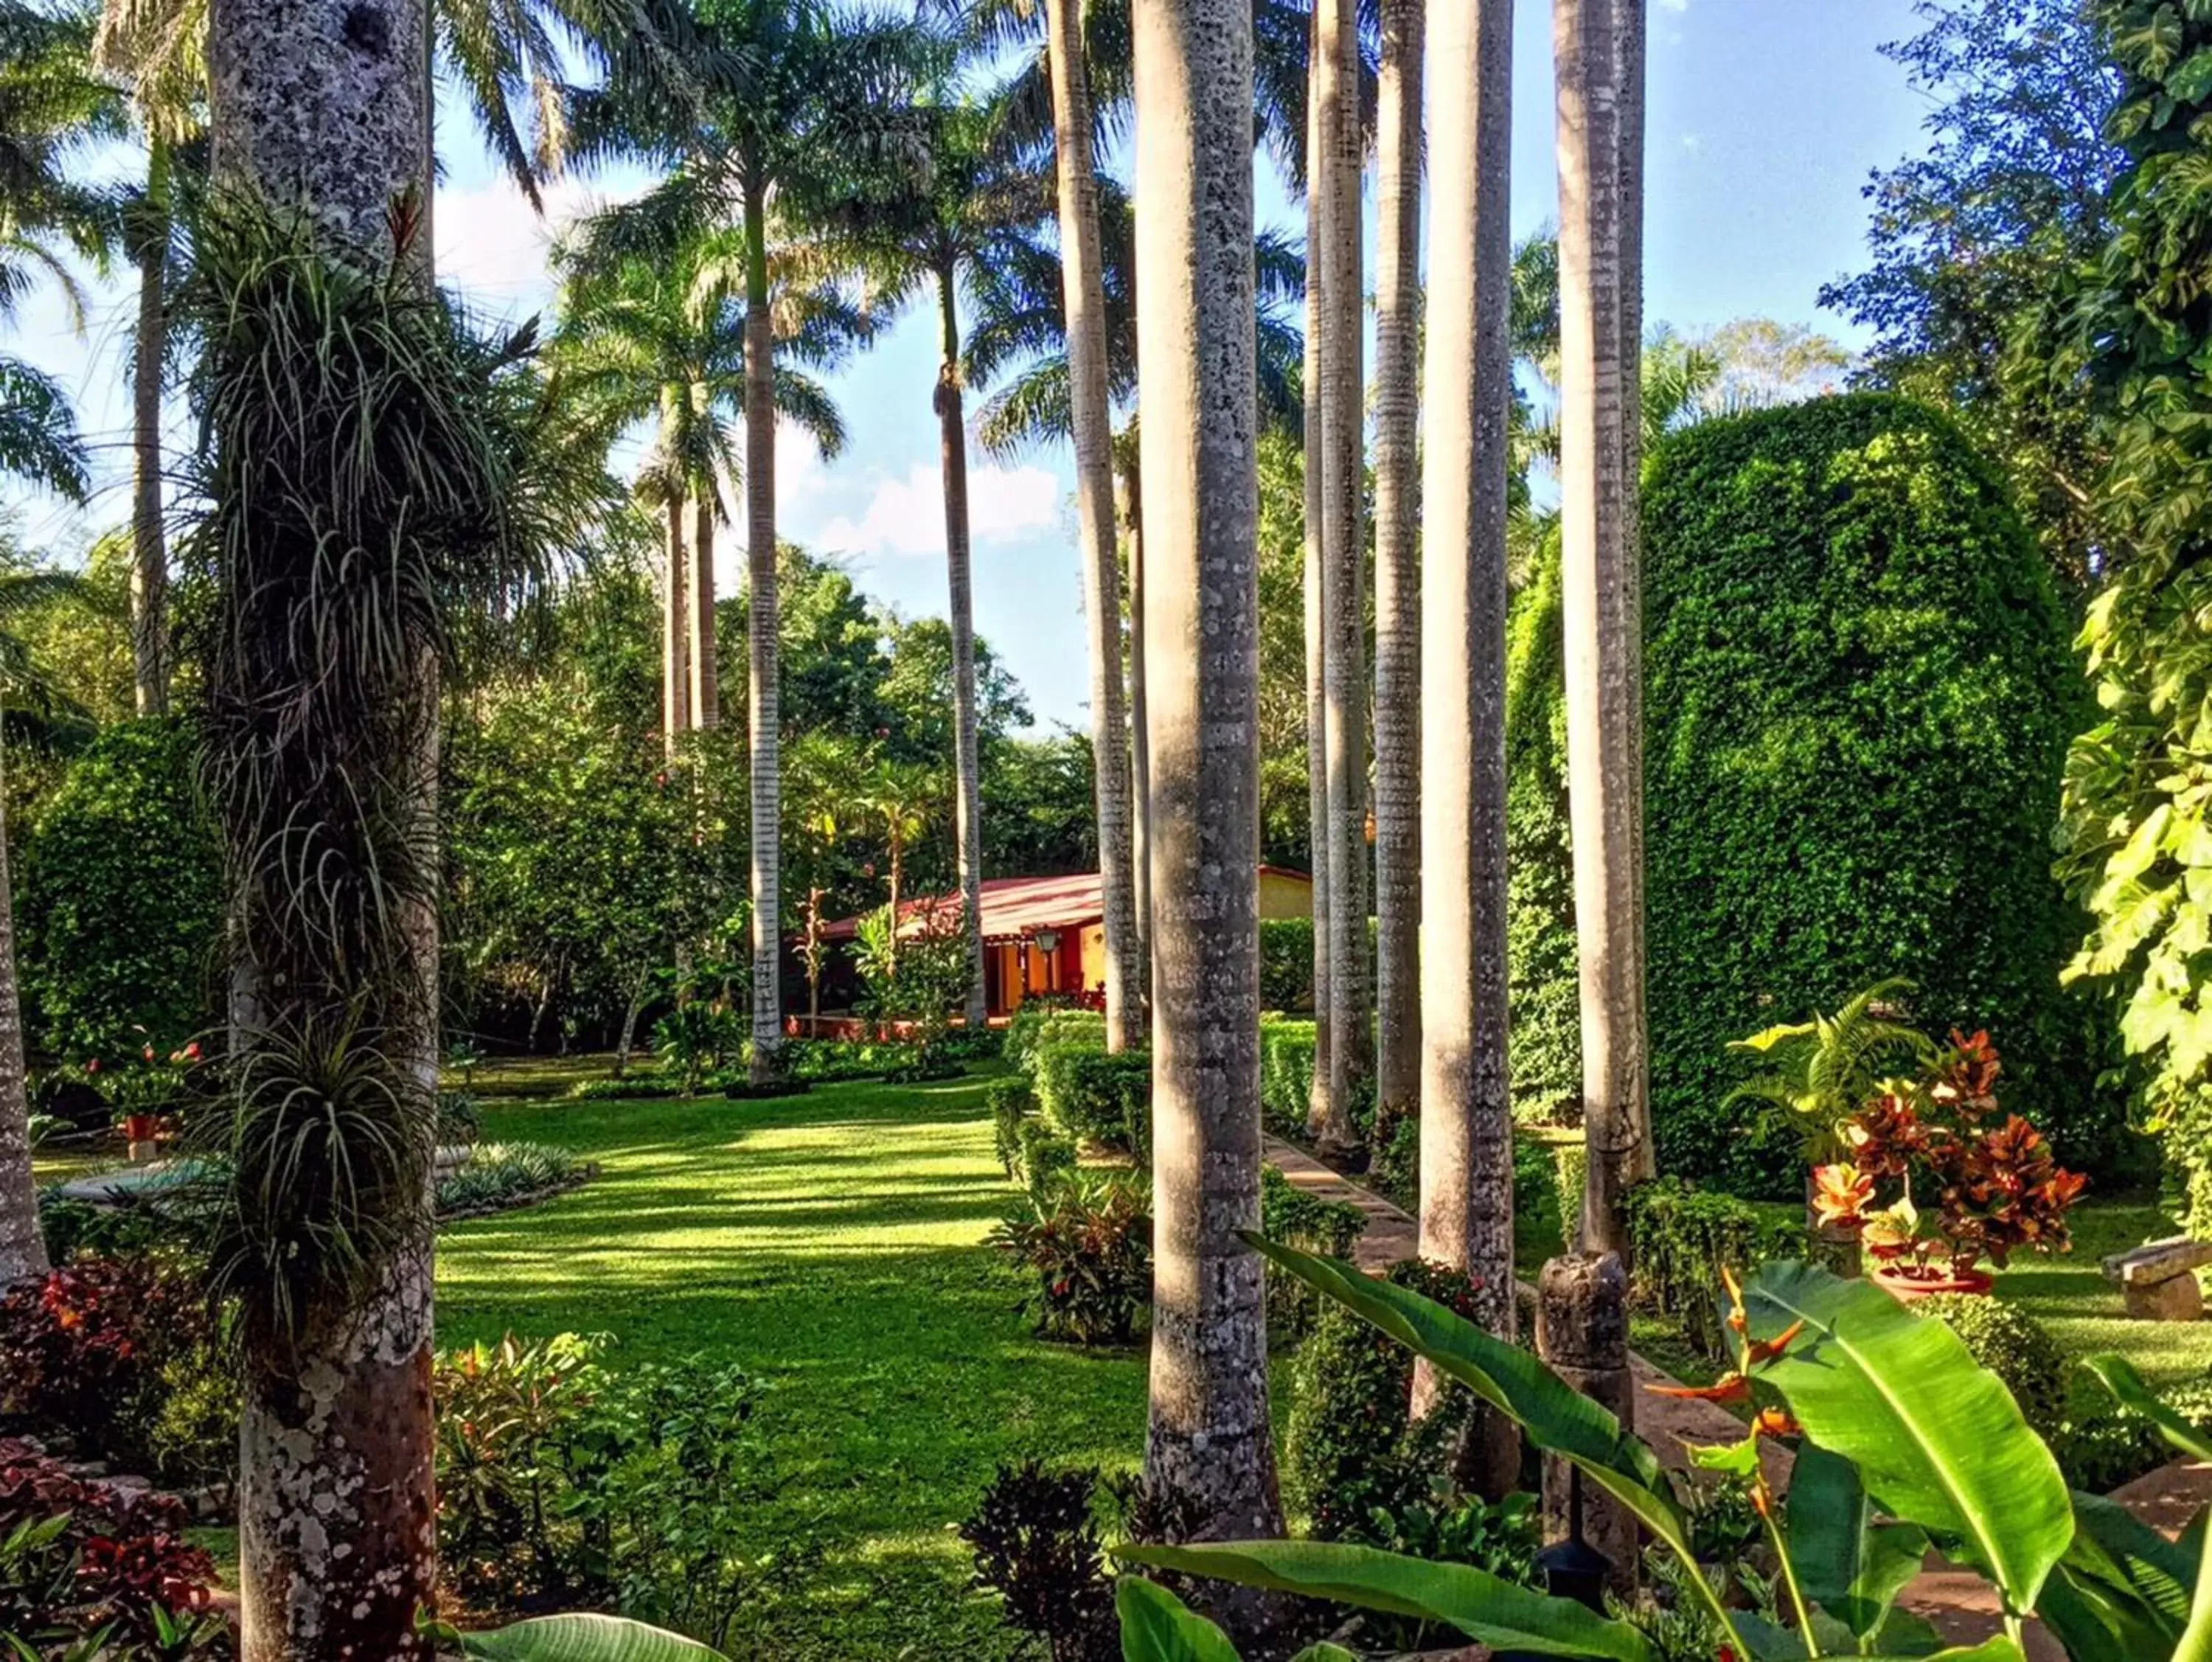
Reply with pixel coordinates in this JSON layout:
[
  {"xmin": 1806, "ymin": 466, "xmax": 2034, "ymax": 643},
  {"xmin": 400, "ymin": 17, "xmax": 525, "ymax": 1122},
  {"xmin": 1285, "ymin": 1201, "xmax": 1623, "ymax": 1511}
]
[
  {"xmin": 1119, "ymin": 1540, "xmax": 1655, "ymax": 1662},
  {"xmin": 2067, "ymin": 1489, "xmax": 2197, "ymax": 1635},
  {"xmin": 1741, "ymin": 1263, "xmax": 2071, "ymax": 1615},
  {"xmin": 1116, "ymin": 1579, "xmax": 1241, "ymax": 1662},
  {"xmin": 1788, "ymin": 1443, "xmax": 1930, "ymax": 1644},
  {"xmin": 2081, "ymin": 1355, "xmax": 2212, "ymax": 1662},
  {"xmin": 456, "ymin": 1613, "xmax": 727, "ymax": 1661}
]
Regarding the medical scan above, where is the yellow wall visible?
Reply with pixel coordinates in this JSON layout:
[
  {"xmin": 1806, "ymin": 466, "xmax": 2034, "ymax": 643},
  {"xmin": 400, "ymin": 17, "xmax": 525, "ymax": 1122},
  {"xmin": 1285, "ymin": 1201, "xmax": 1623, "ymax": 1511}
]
[{"xmin": 1258, "ymin": 870, "xmax": 1315, "ymax": 922}]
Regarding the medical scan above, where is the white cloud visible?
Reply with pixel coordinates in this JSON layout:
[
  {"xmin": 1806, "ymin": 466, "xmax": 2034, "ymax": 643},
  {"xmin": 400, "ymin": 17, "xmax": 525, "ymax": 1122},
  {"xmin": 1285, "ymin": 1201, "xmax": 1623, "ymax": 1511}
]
[
  {"xmin": 1658, "ymin": 0, "xmax": 1688, "ymax": 10},
  {"xmin": 434, "ymin": 170, "xmax": 644, "ymax": 313},
  {"xmin": 813, "ymin": 462, "xmax": 1061, "ymax": 559}
]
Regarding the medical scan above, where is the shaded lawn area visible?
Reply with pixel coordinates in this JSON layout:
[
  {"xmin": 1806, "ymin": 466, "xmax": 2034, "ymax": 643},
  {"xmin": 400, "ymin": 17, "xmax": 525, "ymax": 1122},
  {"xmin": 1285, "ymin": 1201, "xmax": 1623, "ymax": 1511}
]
[{"xmin": 436, "ymin": 1067, "xmax": 1150, "ymax": 1662}]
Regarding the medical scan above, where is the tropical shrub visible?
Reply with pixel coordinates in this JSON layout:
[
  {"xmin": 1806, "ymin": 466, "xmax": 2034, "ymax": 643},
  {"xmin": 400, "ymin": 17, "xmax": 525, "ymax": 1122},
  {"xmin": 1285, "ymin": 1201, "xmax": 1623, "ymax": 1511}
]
[
  {"xmin": 2054, "ymin": 1376, "xmax": 2212, "ymax": 1495},
  {"xmin": 1626, "ymin": 1178, "xmax": 1806, "ymax": 1363},
  {"xmin": 1258, "ymin": 1164, "xmax": 1368, "ymax": 1342},
  {"xmin": 989, "ymin": 1172, "xmax": 1151, "ymax": 1346},
  {"xmin": 0, "ymin": 1439, "xmax": 231, "ymax": 1657},
  {"xmin": 1013, "ymin": 1122, "xmax": 1078, "ymax": 1201},
  {"xmin": 1258, "ymin": 919, "xmax": 1315, "ymax": 1013},
  {"xmin": 566, "ymin": 1072, "xmax": 682, "ymax": 1102},
  {"xmin": 1259, "ymin": 1021, "xmax": 1315, "ymax": 1137},
  {"xmin": 988, "ymin": 1076, "xmax": 1038, "ymax": 1179},
  {"xmin": 435, "ymin": 1143, "xmax": 587, "ymax": 1219},
  {"xmin": 1006, "ymin": 1003, "xmax": 1106, "ymax": 1074},
  {"xmin": 1908, "ymin": 1293, "xmax": 2070, "ymax": 1444},
  {"xmin": 1510, "ymin": 396, "xmax": 2104, "ymax": 1193},
  {"xmin": 433, "ymin": 1333, "xmax": 760, "ymax": 1644},
  {"xmin": 653, "ymin": 1001, "xmax": 742, "ymax": 1094},
  {"xmin": 15, "ymin": 717, "xmax": 224, "ymax": 1064},
  {"xmin": 0, "ymin": 1256, "xmax": 234, "ymax": 1485},
  {"xmin": 1034, "ymin": 1046, "xmax": 1152, "ymax": 1158},
  {"xmin": 1281, "ymin": 1259, "xmax": 1489, "ymax": 1544},
  {"xmin": 959, "ymin": 1460, "xmax": 1119, "ymax": 1662}
]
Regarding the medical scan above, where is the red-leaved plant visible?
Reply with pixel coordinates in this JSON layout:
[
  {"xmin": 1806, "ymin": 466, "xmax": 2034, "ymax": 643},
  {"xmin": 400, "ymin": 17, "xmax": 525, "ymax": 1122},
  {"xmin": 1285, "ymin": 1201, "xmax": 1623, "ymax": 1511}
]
[{"xmin": 1811, "ymin": 1030, "xmax": 2085, "ymax": 1282}]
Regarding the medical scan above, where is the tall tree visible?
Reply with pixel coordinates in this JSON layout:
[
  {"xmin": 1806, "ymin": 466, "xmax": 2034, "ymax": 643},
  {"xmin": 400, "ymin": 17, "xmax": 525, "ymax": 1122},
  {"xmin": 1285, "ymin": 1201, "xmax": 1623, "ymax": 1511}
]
[
  {"xmin": 1315, "ymin": 0, "xmax": 1369, "ymax": 1161},
  {"xmin": 568, "ymin": 0, "xmax": 925, "ymax": 1081},
  {"xmin": 1370, "ymin": 0, "xmax": 1422, "ymax": 1151},
  {"xmin": 1133, "ymin": 0, "xmax": 1286, "ymax": 1594},
  {"xmin": 1300, "ymin": 0, "xmax": 1331, "ymax": 1141},
  {"xmin": 815, "ymin": 97, "xmax": 1047, "ymax": 1030},
  {"xmin": 1557, "ymin": 0, "xmax": 1649, "ymax": 1259},
  {"xmin": 1040, "ymin": 0, "xmax": 1142, "ymax": 1049},
  {"xmin": 1412, "ymin": 0, "xmax": 1516, "ymax": 1476}
]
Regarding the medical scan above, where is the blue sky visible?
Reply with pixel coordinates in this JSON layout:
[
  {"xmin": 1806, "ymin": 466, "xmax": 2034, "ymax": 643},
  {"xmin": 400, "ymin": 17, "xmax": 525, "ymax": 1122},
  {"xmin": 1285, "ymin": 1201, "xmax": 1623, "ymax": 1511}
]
[{"xmin": 7, "ymin": 0, "xmax": 1935, "ymax": 732}]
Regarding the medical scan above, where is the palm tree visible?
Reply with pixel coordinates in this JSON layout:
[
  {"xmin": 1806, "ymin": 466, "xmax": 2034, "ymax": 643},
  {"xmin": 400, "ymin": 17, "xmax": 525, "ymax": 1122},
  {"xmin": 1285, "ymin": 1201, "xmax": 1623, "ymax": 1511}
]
[
  {"xmin": 813, "ymin": 98, "xmax": 1047, "ymax": 1031},
  {"xmin": 1370, "ymin": 0, "xmax": 1421, "ymax": 1152},
  {"xmin": 1411, "ymin": 0, "xmax": 1515, "ymax": 1480},
  {"xmin": 553, "ymin": 226, "xmax": 863, "ymax": 748},
  {"xmin": 1555, "ymin": 0, "xmax": 1648, "ymax": 1259},
  {"xmin": 1301, "ymin": 7, "xmax": 1329, "ymax": 1138},
  {"xmin": 568, "ymin": 0, "xmax": 927, "ymax": 1083},
  {"xmin": 1130, "ymin": 0, "xmax": 1286, "ymax": 1588},
  {"xmin": 0, "ymin": 567, "xmax": 91, "ymax": 1287},
  {"xmin": 860, "ymin": 759, "xmax": 935, "ymax": 974},
  {"xmin": 1314, "ymin": 0, "xmax": 1369, "ymax": 1163}
]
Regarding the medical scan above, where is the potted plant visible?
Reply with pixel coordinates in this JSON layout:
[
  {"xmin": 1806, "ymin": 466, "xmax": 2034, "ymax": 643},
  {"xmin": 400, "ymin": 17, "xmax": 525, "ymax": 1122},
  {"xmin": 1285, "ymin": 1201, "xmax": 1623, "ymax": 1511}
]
[{"xmin": 1812, "ymin": 1030, "xmax": 2085, "ymax": 1301}]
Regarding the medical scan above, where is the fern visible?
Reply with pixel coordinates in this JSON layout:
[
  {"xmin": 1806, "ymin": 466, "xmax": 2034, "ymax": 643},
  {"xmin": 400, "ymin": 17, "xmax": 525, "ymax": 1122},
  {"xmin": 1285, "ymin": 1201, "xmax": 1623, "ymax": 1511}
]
[{"xmin": 1725, "ymin": 978, "xmax": 1935, "ymax": 1162}]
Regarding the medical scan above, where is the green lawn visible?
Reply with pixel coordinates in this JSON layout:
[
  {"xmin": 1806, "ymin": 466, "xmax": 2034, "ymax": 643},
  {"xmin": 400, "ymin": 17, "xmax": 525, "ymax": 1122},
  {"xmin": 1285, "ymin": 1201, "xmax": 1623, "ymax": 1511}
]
[{"xmin": 437, "ymin": 1066, "xmax": 1150, "ymax": 1662}]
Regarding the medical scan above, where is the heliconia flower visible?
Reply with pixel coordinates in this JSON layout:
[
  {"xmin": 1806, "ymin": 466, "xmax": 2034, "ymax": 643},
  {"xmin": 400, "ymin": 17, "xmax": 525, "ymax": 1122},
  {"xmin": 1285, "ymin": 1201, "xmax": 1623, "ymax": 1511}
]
[
  {"xmin": 1649, "ymin": 1374, "xmax": 1751, "ymax": 1405},
  {"xmin": 1750, "ymin": 1407, "xmax": 1801, "ymax": 1439},
  {"xmin": 1745, "ymin": 1320, "xmax": 1806, "ymax": 1367}
]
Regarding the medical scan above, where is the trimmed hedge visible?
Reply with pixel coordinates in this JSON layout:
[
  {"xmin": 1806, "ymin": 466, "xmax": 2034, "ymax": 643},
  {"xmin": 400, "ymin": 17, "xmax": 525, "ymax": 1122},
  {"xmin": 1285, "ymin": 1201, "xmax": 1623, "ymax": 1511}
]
[
  {"xmin": 1512, "ymin": 395, "xmax": 2115, "ymax": 1194},
  {"xmin": 1034, "ymin": 1046, "xmax": 1152, "ymax": 1158},
  {"xmin": 1260, "ymin": 1021, "xmax": 1315, "ymax": 1136},
  {"xmin": 1259, "ymin": 919, "xmax": 1315, "ymax": 1013},
  {"xmin": 1626, "ymin": 1178, "xmax": 1806, "ymax": 1363},
  {"xmin": 1006, "ymin": 1005, "xmax": 1107, "ymax": 1075},
  {"xmin": 1259, "ymin": 1163, "xmax": 1369, "ymax": 1341}
]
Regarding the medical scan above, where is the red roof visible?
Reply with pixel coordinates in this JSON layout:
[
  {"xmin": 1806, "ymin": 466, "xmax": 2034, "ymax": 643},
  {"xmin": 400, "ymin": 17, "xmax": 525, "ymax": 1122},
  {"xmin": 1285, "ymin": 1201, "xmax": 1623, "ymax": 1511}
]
[{"xmin": 820, "ymin": 867, "xmax": 1308, "ymax": 945}]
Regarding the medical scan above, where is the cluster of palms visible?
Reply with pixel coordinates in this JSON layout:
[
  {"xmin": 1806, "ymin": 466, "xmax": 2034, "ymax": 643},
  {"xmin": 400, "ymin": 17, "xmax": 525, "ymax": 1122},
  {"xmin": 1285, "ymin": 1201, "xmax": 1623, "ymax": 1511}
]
[{"xmin": 0, "ymin": 0, "xmax": 1670, "ymax": 1655}]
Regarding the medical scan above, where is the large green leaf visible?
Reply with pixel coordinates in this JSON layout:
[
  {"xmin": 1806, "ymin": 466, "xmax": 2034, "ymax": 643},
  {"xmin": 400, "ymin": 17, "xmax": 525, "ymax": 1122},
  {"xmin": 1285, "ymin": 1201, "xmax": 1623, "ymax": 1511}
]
[
  {"xmin": 457, "ymin": 1614, "xmax": 727, "ymax": 1661},
  {"xmin": 1241, "ymin": 1236, "xmax": 1736, "ymax": 1644},
  {"xmin": 1742, "ymin": 1263, "xmax": 2072, "ymax": 1615},
  {"xmin": 1116, "ymin": 1579, "xmax": 1242, "ymax": 1662},
  {"xmin": 1119, "ymin": 1540, "xmax": 1654, "ymax": 1662},
  {"xmin": 1788, "ymin": 1443, "xmax": 1930, "ymax": 1643},
  {"xmin": 2083, "ymin": 1356, "xmax": 2212, "ymax": 1464},
  {"xmin": 2042, "ymin": 1565, "xmax": 2183, "ymax": 1662},
  {"xmin": 2068, "ymin": 1489, "xmax": 2197, "ymax": 1634}
]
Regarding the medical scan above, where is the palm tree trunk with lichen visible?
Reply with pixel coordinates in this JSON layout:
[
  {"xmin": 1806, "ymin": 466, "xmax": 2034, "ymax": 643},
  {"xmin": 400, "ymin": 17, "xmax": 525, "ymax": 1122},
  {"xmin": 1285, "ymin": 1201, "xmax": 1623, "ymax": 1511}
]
[
  {"xmin": 1317, "ymin": 0, "xmax": 1370, "ymax": 1161},
  {"xmin": 743, "ymin": 169, "xmax": 785, "ymax": 1082},
  {"xmin": 937, "ymin": 268, "xmax": 988, "ymax": 1030},
  {"xmin": 1043, "ymin": 0, "xmax": 1141, "ymax": 1051},
  {"xmin": 207, "ymin": 1, "xmax": 439, "ymax": 1655},
  {"xmin": 1412, "ymin": 0, "xmax": 1517, "ymax": 1487},
  {"xmin": 0, "ymin": 731, "xmax": 46, "ymax": 1286},
  {"xmin": 130, "ymin": 139, "xmax": 170, "ymax": 717},
  {"xmin": 1557, "ymin": 0, "xmax": 1649, "ymax": 1259},
  {"xmin": 1371, "ymin": 0, "xmax": 1423, "ymax": 1154},
  {"xmin": 664, "ymin": 490, "xmax": 688, "ymax": 749},
  {"xmin": 690, "ymin": 490, "xmax": 718, "ymax": 729},
  {"xmin": 1301, "ymin": 0, "xmax": 1331, "ymax": 1137},
  {"xmin": 1133, "ymin": 0, "xmax": 1287, "ymax": 1619}
]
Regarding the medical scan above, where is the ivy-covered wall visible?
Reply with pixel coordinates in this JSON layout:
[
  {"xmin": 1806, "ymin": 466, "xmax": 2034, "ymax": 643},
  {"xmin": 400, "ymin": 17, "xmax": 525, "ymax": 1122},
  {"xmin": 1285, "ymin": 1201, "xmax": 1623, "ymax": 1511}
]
[{"xmin": 1511, "ymin": 394, "xmax": 2124, "ymax": 1194}]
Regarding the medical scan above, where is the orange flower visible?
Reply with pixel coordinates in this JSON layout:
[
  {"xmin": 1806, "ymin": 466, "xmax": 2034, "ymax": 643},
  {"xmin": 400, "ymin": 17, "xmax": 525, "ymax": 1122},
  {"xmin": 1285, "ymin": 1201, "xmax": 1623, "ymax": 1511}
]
[
  {"xmin": 1745, "ymin": 1319, "xmax": 1806, "ymax": 1368},
  {"xmin": 1649, "ymin": 1374, "xmax": 1751, "ymax": 1405},
  {"xmin": 1750, "ymin": 1407, "xmax": 1801, "ymax": 1439}
]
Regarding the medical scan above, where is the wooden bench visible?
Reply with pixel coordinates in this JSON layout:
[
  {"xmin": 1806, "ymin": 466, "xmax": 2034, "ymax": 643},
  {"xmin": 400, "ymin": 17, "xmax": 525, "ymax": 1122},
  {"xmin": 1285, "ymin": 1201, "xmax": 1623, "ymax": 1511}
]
[{"xmin": 2102, "ymin": 1237, "xmax": 2212, "ymax": 1321}]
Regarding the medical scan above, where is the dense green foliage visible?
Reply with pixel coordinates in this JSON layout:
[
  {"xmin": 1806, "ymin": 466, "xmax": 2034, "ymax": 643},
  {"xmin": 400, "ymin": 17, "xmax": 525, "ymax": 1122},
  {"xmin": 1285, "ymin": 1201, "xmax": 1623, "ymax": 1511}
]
[
  {"xmin": 1514, "ymin": 394, "xmax": 2101, "ymax": 1193},
  {"xmin": 16, "ymin": 716, "xmax": 221, "ymax": 1062},
  {"xmin": 1627, "ymin": 1178, "xmax": 1806, "ymax": 1363},
  {"xmin": 1258, "ymin": 917, "xmax": 1314, "ymax": 1013},
  {"xmin": 1034, "ymin": 1046, "xmax": 1151, "ymax": 1157},
  {"xmin": 2048, "ymin": 0, "xmax": 2212, "ymax": 1243},
  {"xmin": 1257, "ymin": 1164, "xmax": 1368, "ymax": 1342}
]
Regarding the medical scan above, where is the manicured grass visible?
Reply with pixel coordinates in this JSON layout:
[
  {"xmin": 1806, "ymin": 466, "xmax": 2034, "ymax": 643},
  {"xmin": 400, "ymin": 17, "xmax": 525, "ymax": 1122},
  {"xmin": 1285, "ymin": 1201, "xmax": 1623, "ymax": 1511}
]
[
  {"xmin": 1996, "ymin": 1192, "xmax": 2212, "ymax": 1391},
  {"xmin": 436, "ymin": 1065, "xmax": 1149, "ymax": 1662}
]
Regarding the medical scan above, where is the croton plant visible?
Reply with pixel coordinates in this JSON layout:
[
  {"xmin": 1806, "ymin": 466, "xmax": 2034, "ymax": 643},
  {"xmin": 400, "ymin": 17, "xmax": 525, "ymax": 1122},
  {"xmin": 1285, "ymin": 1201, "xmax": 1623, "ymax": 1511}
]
[{"xmin": 1811, "ymin": 1029, "xmax": 2087, "ymax": 1284}]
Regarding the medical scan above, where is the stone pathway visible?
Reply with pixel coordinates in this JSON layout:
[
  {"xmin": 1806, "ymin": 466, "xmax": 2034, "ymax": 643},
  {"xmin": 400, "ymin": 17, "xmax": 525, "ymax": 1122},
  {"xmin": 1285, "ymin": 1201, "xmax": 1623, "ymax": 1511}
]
[{"xmin": 1260, "ymin": 1135, "xmax": 2211, "ymax": 1655}]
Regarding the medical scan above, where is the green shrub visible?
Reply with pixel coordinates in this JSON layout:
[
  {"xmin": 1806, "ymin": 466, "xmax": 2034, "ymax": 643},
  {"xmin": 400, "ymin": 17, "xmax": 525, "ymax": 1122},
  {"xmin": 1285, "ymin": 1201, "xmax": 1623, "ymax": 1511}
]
[
  {"xmin": 1015, "ymin": 1121, "xmax": 1078, "ymax": 1200},
  {"xmin": 989, "ymin": 1172, "xmax": 1152, "ymax": 1346},
  {"xmin": 1283, "ymin": 1259, "xmax": 1494, "ymax": 1542},
  {"xmin": 566, "ymin": 1072, "xmax": 681, "ymax": 1102},
  {"xmin": 1259, "ymin": 1164, "xmax": 1369, "ymax": 1341},
  {"xmin": 1907, "ymin": 1293, "xmax": 2069, "ymax": 1444},
  {"xmin": 1510, "ymin": 397, "xmax": 2112, "ymax": 1192},
  {"xmin": 16, "ymin": 716, "xmax": 223, "ymax": 1063},
  {"xmin": 2056, "ymin": 1377, "xmax": 2212, "ymax": 1495},
  {"xmin": 436, "ymin": 1142, "xmax": 586, "ymax": 1218},
  {"xmin": 1550, "ymin": 1141, "xmax": 1587, "ymax": 1252},
  {"xmin": 1259, "ymin": 919, "xmax": 1315, "ymax": 1013},
  {"xmin": 1006, "ymin": 1004, "xmax": 1107, "ymax": 1075},
  {"xmin": 1626, "ymin": 1178, "xmax": 1806, "ymax": 1363},
  {"xmin": 989, "ymin": 1076, "xmax": 1039, "ymax": 1179},
  {"xmin": 1259, "ymin": 1021, "xmax": 1315, "ymax": 1136},
  {"xmin": 1034, "ymin": 1046, "xmax": 1152, "ymax": 1158}
]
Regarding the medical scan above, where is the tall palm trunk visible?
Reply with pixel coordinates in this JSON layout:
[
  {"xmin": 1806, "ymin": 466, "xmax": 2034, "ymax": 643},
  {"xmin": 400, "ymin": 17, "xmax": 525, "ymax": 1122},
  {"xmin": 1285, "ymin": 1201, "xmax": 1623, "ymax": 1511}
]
[
  {"xmin": 1556, "ymin": 0, "xmax": 1648, "ymax": 1259},
  {"xmin": 1412, "ymin": 0, "xmax": 1516, "ymax": 1461},
  {"xmin": 1042, "ymin": 0, "xmax": 1141, "ymax": 1049},
  {"xmin": 1132, "ymin": 0, "xmax": 1286, "ymax": 1588},
  {"xmin": 130, "ymin": 139, "xmax": 170, "ymax": 717},
  {"xmin": 1371, "ymin": 0, "xmax": 1424, "ymax": 1150},
  {"xmin": 742, "ymin": 171, "xmax": 784, "ymax": 1082},
  {"xmin": 690, "ymin": 490, "xmax": 719, "ymax": 729},
  {"xmin": 1317, "ymin": 0, "xmax": 1370, "ymax": 1160},
  {"xmin": 0, "ymin": 733, "xmax": 46, "ymax": 1285},
  {"xmin": 207, "ymin": 1, "xmax": 438, "ymax": 1655},
  {"xmin": 1119, "ymin": 434, "xmax": 1152, "ymax": 987},
  {"xmin": 663, "ymin": 490, "xmax": 689, "ymax": 751},
  {"xmin": 1301, "ymin": 10, "xmax": 1332, "ymax": 1134},
  {"xmin": 936, "ymin": 270, "xmax": 988, "ymax": 1029}
]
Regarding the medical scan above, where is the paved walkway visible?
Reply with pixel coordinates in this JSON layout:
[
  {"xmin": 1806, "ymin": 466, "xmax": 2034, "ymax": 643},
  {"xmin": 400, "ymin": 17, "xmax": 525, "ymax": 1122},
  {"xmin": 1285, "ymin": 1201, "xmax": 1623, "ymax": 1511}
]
[{"xmin": 1260, "ymin": 1135, "xmax": 2209, "ymax": 1656}]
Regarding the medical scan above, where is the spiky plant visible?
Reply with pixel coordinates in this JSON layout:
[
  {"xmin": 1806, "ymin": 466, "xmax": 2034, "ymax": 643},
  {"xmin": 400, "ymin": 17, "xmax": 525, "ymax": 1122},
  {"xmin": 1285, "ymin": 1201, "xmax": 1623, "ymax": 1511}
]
[
  {"xmin": 176, "ymin": 197, "xmax": 586, "ymax": 1349},
  {"xmin": 1726, "ymin": 978, "xmax": 1938, "ymax": 1166}
]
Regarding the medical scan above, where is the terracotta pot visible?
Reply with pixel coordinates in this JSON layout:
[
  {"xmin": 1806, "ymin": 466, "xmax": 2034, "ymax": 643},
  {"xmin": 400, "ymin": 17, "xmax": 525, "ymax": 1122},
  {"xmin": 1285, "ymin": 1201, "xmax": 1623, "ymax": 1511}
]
[{"xmin": 1871, "ymin": 1263, "xmax": 1993, "ymax": 1303}]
